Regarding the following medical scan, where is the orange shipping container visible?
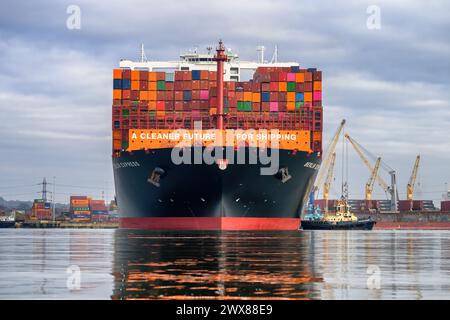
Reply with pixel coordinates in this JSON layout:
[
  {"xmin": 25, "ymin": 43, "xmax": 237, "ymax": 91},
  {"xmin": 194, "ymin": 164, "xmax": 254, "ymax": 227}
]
[
  {"xmin": 140, "ymin": 91, "xmax": 148, "ymax": 101},
  {"xmin": 71, "ymin": 200, "xmax": 89, "ymax": 206},
  {"xmin": 210, "ymin": 108, "xmax": 217, "ymax": 115},
  {"xmin": 113, "ymin": 69, "xmax": 122, "ymax": 79},
  {"xmin": 131, "ymin": 70, "xmax": 140, "ymax": 81},
  {"xmin": 252, "ymin": 92, "xmax": 260, "ymax": 103},
  {"xmin": 113, "ymin": 129, "xmax": 122, "ymax": 140},
  {"xmin": 131, "ymin": 81, "xmax": 140, "ymax": 90},
  {"xmin": 304, "ymin": 92, "xmax": 312, "ymax": 102},
  {"xmin": 295, "ymin": 73, "xmax": 305, "ymax": 82},
  {"xmin": 287, "ymin": 92, "xmax": 295, "ymax": 102},
  {"xmin": 243, "ymin": 92, "xmax": 252, "ymax": 101},
  {"xmin": 148, "ymin": 101, "xmax": 157, "ymax": 110},
  {"xmin": 148, "ymin": 81, "xmax": 157, "ymax": 91},
  {"xmin": 287, "ymin": 101, "xmax": 296, "ymax": 111},
  {"xmin": 148, "ymin": 91, "xmax": 157, "ymax": 101},
  {"xmin": 278, "ymin": 82, "xmax": 287, "ymax": 91},
  {"xmin": 113, "ymin": 139, "xmax": 121, "ymax": 150},
  {"xmin": 313, "ymin": 81, "xmax": 322, "ymax": 91},
  {"xmin": 148, "ymin": 72, "xmax": 157, "ymax": 81},
  {"xmin": 113, "ymin": 89, "xmax": 121, "ymax": 100}
]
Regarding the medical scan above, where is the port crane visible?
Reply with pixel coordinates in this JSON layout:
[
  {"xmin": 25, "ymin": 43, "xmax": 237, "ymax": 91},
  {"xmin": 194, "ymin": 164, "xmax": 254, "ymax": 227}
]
[
  {"xmin": 365, "ymin": 157, "xmax": 381, "ymax": 201},
  {"xmin": 323, "ymin": 152, "xmax": 336, "ymax": 212},
  {"xmin": 309, "ymin": 119, "xmax": 346, "ymax": 206},
  {"xmin": 407, "ymin": 155, "xmax": 421, "ymax": 201},
  {"xmin": 344, "ymin": 134, "xmax": 398, "ymax": 211}
]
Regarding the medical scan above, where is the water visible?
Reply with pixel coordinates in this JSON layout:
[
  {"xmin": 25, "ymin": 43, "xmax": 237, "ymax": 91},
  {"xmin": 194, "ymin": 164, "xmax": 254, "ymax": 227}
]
[{"xmin": 0, "ymin": 229, "xmax": 449, "ymax": 300}]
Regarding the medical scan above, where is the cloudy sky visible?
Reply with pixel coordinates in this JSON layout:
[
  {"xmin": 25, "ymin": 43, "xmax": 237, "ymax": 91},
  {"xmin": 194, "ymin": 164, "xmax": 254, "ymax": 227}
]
[{"xmin": 0, "ymin": 0, "xmax": 449, "ymax": 204}]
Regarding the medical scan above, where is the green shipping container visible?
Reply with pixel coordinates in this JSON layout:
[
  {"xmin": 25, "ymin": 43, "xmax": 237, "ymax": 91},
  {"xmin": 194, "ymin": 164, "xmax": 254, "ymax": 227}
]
[
  {"xmin": 122, "ymin": 109, "xmax": 129, "ymax": 116},
  {"xmin": 157, "ymin": 80, "xmax": 166, "ymax": 90},
  {"xmin": 287, "ymin": 82, "xmax": 296, "ymax": 92},
  {"xmin": 122, "ymin": 140, "xmax": 129, "ymax": 149},
  {"xmin": 296, "ymin": 101, "xmax": 304, "ymax": 110}
]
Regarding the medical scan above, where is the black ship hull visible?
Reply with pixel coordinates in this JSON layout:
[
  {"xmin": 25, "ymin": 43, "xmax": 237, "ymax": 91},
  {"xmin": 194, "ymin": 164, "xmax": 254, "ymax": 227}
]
[
  {"xmin": 0, "ymin": 221, "xmax": 16, "ymax": 228},
  {"xmin": 113, "ymin": 147, "xmax": 320, "ymax": 230},
  {"xmin": 300, "ymin": 219, "xmax": 376, "ymax": 230}
]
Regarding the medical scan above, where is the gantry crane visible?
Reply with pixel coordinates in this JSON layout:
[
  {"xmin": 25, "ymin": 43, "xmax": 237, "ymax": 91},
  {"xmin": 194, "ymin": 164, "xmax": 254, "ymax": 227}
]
[
  {"xmin": 323, "ymin": 152, "xmax": 336, "ymax": 212},
  {"xmin": 345, "ymin": 134, "xmax": 398, "ymax": 211},
  {"xmin": 365, "ymin": 157, "xmax": 381, "ymax": 201},
  {"xmin": 407, "ymin": 155, "xmax": 420, "ymax": 201},
  {"xmin": 309, "ymin": 119, "xmax": 346, "ymax": 206}
]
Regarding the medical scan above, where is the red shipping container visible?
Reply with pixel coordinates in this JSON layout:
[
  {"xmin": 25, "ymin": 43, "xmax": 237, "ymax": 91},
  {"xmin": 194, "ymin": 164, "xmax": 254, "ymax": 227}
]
[
  {"xmin": 139, "ymin": 80, "xmax": 148, "ymax": 90},
  {"xmin": 156, "ymin": 72, "xmax": 165, "ymax": 81},
  {"xmin": 122, "ymin": 90, "xmax": 131, "ymax": 100},
  {"xmin": 269, "ymin": 82, "xmax": 278, "ymax": 91},
  {"xmin": 166, "ymin": 82, "xmax": 174, "ymax": 91},
  {"xmin": 192, "ymin": 80, "xmax": 200, "ymax": 90},
  {"xmin": 270, "ymin": 72, "xmax": 280, "ymax": 82},
  {"xmin": 304, "ymin": 82, "xmax": 313, "ymax": 91},
  {"xmin": 174, "ymin": 101, "xmax": 183, "ymax": 111},
  {"xmin": 131, "ymin": 90, "xmax": 139, "ymax": 100},
  {"xmin": 191, "ymin": 101, "xmax": 201, "ymax": 109},
  {"xmin": 156, "ymin": 101, "xmax": 165, "ymax": 110},
  {"xmin": 192, "ymin": 90, "xmax": 201, "ymax": 100},
  {"xmin": 175, "ymin": 71, "xmax": 184, "ymax": 81},
  {"xmin": 261, "ymin": 102, "xmax": 270, "ymax": 112},
  {"xmin": 200, "ymin": 80, "xmax": 209, "ymax": 90},
  {"xmin": 182, "ymin": 71, "xmax": 192, "ymax": 81},
  {"xmin": 441, "ymin": 201, "xmax": 450, "ymax": 212},
  {"xmin": 208, "ymin": 71, "xmax": 217, "ymax": 81},
  {"xmin": 200, "ymin": 70, "xmax": 209, "ymax": 80},
  {"xmin": 270, "ymin": 92, "xmax": 279, "ymax": 101},
  {"xmin": 174, "ymin": 81, "xmax": 183, "ymax": 90},
  {"xmin": 296, "ymin": 83, "xmax": 304, "ymax": 92},
  {"xmin": 313, "ymin": 71, "xmax": 322, "ymax": 81},
  {"xmin": 156, "ymin": 91, "xmax": 165, "ymax": 100},
  {"xmin": 200, "ymin": 101, "xmax": 209, "ymax": 110},
  {"xmin": 140, "ymin": 71, "xmax": 148, "ymax": 81},
  {"xmin": 279, "ymin": 72, "xmax": 288, "ymax": 82},
  {"xmin": 174, "ymin": 91, "xmax": 183, "ymax": 101},
  {"xmin": 122, "ymin": 69, "xmax": 131, "ymax": 79},
  {"xmin": 183, "ymin": 101, "xmax": 191, "ymax": 111},
  {"xmin": 182, "ymin": 81, "xmax": 193, "ymax": 90},
  {"xmin": 165, "ymin": 101, "xmax": 174, "ymax": 110},
  {"xmin": 261, "ymin": 83, "xmax": 270, "ymax": 92},
  {"xmin": 305, "ymin": 72, "xmax": 312, "ymax": 82}
]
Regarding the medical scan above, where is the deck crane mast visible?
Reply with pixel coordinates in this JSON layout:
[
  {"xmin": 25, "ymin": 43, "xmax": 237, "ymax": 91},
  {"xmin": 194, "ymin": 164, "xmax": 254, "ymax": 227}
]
[
  {"xmin": 365, "ymin": 157, "xmax": 381, "ymax": 201},
  {"xmin": 344, "ymin": 134, "xmax": 398, "ymax": 211},
  {"xmin": 309, "ymin": 119, "xmax": 346, "ymax": 207},
  {"xmin": 323, "ymin": 152, "xmax": 336, "ymax": 213},
  {"xmin": 407, "ymin": 155, "xmax": 421, "ymax": 201}
]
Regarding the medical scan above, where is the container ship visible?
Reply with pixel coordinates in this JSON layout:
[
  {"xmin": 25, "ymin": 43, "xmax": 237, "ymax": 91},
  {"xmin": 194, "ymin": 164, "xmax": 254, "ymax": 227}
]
[{"xmin": 112, "ymin": 41, "xmax": 323, "ymax": 230}]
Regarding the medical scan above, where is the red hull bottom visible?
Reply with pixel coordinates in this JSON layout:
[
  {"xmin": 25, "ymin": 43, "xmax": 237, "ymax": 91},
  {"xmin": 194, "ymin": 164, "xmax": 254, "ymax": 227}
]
[
  {"xmin": 375, "ymin": 222, "xmax": 450, "ymax": 230},
  {"xmin": 120, "ymin": 217, "xmax": 300, "ymax": 230}
]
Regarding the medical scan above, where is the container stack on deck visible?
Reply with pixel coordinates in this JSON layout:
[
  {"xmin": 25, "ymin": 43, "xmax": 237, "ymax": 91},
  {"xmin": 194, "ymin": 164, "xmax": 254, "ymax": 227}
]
[{"xmin": 112, "ymin": 67, "xmax": 323, "ymax": 153}]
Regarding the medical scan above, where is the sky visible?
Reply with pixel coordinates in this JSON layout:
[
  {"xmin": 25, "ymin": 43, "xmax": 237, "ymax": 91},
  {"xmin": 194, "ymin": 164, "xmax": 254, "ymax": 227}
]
[{"xmin": 0, "ymin": 0, "xmax": 449, "ymax": 204}]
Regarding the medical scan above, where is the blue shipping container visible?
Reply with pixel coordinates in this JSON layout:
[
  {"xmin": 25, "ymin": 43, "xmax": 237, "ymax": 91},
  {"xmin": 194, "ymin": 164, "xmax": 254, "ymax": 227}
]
[
  {"xmin": 113, "ymin": 79, "xmax": 122, "ymax": 89},
  {"xmin": 192, "ymin": 70, "xmax": 201, "ymax": 80},
  {"xmin": 296, "ymin": 93, "xmax": 304, "ymax": 101},
  {"xmin": 122, "ymin": 79, "xmax": 131, "ymax": 89},
  {"xmin": 261, "ymin": 92, "xmax": 270, "ymax": 102},
  {"xmin": 183, "ymin": 90, "xmax": 192, "ymax": 101},
  {"xmin": 165, "ymin": 73, "xmax": 175, "ymax": 82},
  {"xmin": 290, "ymin": 66, "xmax": 300, "ymax": 73}
]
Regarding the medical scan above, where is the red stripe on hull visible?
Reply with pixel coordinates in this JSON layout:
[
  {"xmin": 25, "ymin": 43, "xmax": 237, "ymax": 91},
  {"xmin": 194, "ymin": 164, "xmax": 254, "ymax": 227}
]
[
  {"xmin": 120, "ymin": 217, "xmax": 300, "ymax": 230},
  {"xmin": 375, "ymin": 222, "xmax": 450, "ymax": 230}
]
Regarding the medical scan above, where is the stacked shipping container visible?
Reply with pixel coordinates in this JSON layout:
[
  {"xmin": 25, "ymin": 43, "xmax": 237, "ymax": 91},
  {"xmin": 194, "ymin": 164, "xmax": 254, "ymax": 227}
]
[
  {"xmin": 70, "ymin": 196, "xmax": 91, "ymax": 221},
  {"xmin": 31, "ymin": 199, "xmax": 52, "ymax": 220},
  {"xmin": 112, "ymin": 67, "xmax": 323, "ymax": 153},
  {"xmin": 89, "ymin": 199, "xmax": 109, "ymax": 222}
]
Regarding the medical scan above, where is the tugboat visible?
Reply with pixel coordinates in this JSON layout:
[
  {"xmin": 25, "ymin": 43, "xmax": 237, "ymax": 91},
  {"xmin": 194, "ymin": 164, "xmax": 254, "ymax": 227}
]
[{"xmin": 300, "ymin": 197, "xmax": 376, "ymax": 230}]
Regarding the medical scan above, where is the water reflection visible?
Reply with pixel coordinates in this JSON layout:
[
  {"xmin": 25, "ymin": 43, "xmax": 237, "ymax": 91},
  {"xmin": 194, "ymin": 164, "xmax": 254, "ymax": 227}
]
[
  {"xmin": 0, "ymin": 230, "xmax": 449, "ymax": 299},
  {"xmin": 112, "ymin": 230, "xmax": 321, "ymax": 300}
]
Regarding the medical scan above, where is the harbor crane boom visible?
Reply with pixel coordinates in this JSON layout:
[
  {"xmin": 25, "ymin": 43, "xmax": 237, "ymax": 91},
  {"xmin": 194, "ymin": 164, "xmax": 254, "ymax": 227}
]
[
  {"xmin": 344, "ymin": 134, "xmax": 398, "ymax": 211},
  {"xmin": 407, "ymin": 155, "xmax": 421, "ymax": 201},
  {"xmin": 365, "ymin": 157, "xmax": 381, "ymax": 201},
  {"xmin": 311, "ymin": 119, "xmax": 346, "ymax": 205},
  {"xmin": 323, "ymin": 152, "xmax": 336, "ymax": 212}
]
